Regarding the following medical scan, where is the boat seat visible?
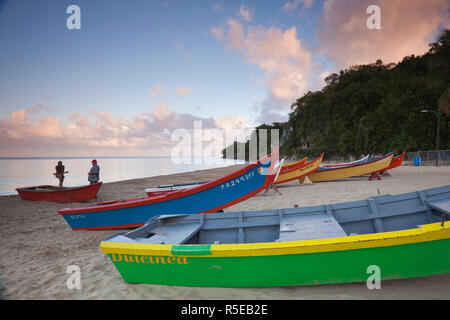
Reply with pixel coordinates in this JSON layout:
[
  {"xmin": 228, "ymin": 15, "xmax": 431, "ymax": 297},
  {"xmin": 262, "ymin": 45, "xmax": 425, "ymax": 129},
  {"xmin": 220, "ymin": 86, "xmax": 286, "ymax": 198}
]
[
  {"xmin": 278, "ymin": 212, "xmax": 347, "ymax": 242},
  {"xmin": 135, "ymin": 223, "xmax": 202, "ymax": 244},
  {"xmin": 427, "ymin": 199, "xmax": 450, "ymax": 216}
]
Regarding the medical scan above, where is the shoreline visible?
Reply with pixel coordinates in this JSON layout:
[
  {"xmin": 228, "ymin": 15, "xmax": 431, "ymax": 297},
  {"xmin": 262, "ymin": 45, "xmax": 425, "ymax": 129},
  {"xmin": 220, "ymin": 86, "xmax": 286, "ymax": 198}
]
[{"xmin": 0, "ymin": 165, "xmax": 449, "ymax": 299}]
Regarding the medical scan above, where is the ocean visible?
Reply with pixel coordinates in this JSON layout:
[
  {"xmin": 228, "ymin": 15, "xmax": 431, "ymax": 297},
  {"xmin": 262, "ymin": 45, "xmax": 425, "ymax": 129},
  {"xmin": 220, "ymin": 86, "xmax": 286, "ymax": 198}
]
[{"xmin": 0, "ymin": 156, "xmax": 244, "ymax": 196}]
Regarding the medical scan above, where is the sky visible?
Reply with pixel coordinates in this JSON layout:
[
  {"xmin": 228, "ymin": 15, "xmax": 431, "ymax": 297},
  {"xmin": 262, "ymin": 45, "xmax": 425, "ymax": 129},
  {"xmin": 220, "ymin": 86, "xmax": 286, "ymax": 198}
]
[{"xmin": 0, "ymin": 0, "xmax": 449, "ymax": 157}]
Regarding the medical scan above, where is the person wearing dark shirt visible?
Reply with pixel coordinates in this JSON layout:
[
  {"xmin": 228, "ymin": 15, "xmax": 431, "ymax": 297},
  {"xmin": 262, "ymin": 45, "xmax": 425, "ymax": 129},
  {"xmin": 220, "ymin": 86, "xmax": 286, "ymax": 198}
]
[{"xmin": 54, "ymin": 161, "xmax": 66, "ymax": 188}]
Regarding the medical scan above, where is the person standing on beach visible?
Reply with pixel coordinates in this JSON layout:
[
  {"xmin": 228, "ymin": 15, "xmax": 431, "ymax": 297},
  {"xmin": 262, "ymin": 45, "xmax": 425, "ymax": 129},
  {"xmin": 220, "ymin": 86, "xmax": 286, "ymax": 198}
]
[
  {"xmin": 88, "ymin": 159, "xmax": 100, "ymax": 184},
  {"xmin": 54, "ymin": 161, "xmax": 67, "ymax": 188}
]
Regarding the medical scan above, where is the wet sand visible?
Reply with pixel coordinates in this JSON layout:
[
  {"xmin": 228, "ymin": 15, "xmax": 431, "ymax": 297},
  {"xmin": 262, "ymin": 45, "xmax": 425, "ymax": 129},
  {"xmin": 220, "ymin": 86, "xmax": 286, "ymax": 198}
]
[{"xmin": 0, "ymin": 165, "xmax": 449, "ymax": 299}]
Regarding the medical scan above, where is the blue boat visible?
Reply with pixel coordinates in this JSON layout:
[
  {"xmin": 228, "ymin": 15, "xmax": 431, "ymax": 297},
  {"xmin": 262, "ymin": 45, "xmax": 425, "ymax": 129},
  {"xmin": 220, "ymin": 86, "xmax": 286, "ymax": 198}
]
[{"xmin": 58, "ymin": 147, "xmax": 280, "ymax": 230}]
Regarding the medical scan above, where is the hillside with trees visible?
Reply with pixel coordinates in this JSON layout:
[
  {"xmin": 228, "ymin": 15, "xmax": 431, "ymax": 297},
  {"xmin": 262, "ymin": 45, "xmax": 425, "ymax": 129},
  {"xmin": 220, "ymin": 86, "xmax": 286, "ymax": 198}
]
[{"xmin": 224, "ymin": 29, "xmax": 449, "ymax": 161}]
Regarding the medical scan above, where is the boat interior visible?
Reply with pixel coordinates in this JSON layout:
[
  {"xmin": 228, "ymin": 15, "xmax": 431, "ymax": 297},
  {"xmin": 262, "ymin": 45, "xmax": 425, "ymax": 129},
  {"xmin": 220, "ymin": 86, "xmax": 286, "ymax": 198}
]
[
  {"xmin": 18, "ymin": 185, "xmax": 68, "ymax": 191},
  {"xmin": 105, "ymin": 186, "xmax": 450, "ymax": 245}
]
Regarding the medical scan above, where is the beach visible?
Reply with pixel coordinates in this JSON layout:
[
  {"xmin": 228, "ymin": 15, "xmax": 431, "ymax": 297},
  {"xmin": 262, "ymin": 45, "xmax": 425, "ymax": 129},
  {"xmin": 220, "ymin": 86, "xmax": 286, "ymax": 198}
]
[{"xmin": 0, "ymin": 164, "xmax": 449, "ymax": 300}]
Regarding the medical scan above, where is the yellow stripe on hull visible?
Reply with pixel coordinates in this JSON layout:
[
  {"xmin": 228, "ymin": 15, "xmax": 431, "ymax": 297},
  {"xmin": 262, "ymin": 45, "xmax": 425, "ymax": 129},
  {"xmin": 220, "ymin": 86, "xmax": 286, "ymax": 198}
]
[
  {"xmin": 280, "ymin": 157, "xmax": 307, "ymax": 172},
  {"xmin": 274, "ymin": 155, "xmax": 323, "ymax": 184},
  {"xmin": 100, "ymin": 221, "xmax": 450, "ymax": 258},
  {"xmin": 308, "ymin": 154, "xmax": 394, "ymax": 182}
]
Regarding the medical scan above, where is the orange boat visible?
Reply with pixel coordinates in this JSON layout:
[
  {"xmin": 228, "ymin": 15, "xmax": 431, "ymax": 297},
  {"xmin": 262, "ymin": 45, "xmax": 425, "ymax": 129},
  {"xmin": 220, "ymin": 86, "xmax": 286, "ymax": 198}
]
[
  {"xmin": 274, "ymin": 154, "xmax": 323, "ymax": 185},
  {"xmin": 279, "ymin": 156, "xmax": 307, "ymax": 174}
]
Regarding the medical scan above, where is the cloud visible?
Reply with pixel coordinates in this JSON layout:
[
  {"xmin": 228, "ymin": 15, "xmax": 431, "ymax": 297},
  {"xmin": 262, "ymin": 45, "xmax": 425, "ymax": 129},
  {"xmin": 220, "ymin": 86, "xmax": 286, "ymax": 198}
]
[
  {"xmin": 212, "ymin": 3, "xmax": 223, "ymax": 12},
  {"xmin": 0, "ymin": 103, "xmax": 250, "ymax": 156},
  {"xmin": 173, "ymin": 40, "xmax": 191, "ymax": 60},
  {"xmin": 148, "ymin": 83, "xmax": 169, "ymax": 99},
  {"xmin": 210, "ymin": 26, "xmax": 224, "ymax": 40},
  {"xmin": 214, "ymin": 115, "xmax": 249, "ymax": 131},
  {"xmin": 213, "ymin": 19, "xmax": 313, "ymax": 101},
  {"xmin": 29, "ymin": 102, "xmax": 52, "ymax": 113},
  {"xmin": 239, "ymin": 5, "xmax": 253, "ymax": 22},
  {"xmin": 176, "ymin": 86, "xmax": 193, "ymax": 96},
  {"xmin": 211, "ymin": 18, "xmax": 314, "ymax": 124},
  {"xmin": 283, "ymin": 0, "xmax": 314, "ymax": 12},
  {"xmin": 316, "ymin": 0, "xmax": 450, "ymax": 70}
]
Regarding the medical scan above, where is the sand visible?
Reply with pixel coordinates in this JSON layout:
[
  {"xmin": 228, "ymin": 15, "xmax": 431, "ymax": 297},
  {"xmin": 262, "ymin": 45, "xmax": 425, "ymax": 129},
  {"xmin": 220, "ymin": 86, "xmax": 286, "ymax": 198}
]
[{"xmin": 0, "ymin": 164, "xmax": 449, "ymax": 300}]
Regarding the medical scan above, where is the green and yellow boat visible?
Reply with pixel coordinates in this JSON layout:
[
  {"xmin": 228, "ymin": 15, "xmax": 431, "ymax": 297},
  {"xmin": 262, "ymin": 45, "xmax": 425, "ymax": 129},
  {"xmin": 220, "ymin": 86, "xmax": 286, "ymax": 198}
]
[{"xmin": 100, "ymin": 185, "xmax": 450, "ymax": 287}]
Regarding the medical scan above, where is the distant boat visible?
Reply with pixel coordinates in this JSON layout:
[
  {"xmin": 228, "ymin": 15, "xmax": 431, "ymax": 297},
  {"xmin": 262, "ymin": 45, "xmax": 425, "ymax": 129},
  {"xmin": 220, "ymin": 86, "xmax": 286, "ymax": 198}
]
[
  {"xmin": 16, "ymin": 182, "xmax": 102, "ymax": 203},
  {"xmin": 378, "ymin": 151, "xmax": 406, "ymax": 173},
  {"xmin": 274, "ymin": 154, "xmax": 323, "ymax": 185},
  {"xmin": 307, "ymin": 153, "xmax": 394, "ymax": 182},
  {"xmin": 59, "ymin": 147, "xmax": 280, "ymax": 230},
  {"xmin": 100, "ymin": 185, "xmax": 450, "ymax": 287},
  {"xmin": 321, "ymin": 154, "xmax": 369, "ymax": 168}
]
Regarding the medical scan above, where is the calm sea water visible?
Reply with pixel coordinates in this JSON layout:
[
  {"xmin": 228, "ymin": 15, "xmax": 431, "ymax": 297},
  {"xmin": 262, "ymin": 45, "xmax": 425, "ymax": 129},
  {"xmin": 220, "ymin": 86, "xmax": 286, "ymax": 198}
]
[{"xmin": 0, "ymin": 157, "xmax": 244, "ymax": 196}]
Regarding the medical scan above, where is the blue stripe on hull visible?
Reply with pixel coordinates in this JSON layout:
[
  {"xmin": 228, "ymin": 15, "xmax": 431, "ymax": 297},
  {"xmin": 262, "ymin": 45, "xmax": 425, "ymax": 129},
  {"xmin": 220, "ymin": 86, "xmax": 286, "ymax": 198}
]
[{"xmin": 62, "ymin": 160, "xmax": 271, "ymax": 229}]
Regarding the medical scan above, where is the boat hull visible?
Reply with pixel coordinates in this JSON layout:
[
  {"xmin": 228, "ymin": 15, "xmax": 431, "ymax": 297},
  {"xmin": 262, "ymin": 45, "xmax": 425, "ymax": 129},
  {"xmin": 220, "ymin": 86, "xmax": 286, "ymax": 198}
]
[
  {"xmin": 16, "ymin": 182, "xmax": 102, "ymax": 203},
  {"xmin": 59, "ymin": 149, "xmax": 279, "ymax": 230},
  {"xmin": 101, "ymin": 222, "xmax": 450, "ymax": 287},
  {"xmin": 308, "ymin": 153, "xmax": 394, "ymax": 182},
  {"xmin": 378, "ymin": 152, "xmax": 406, "ymax": 173},
  {"xmin": 274, "ymin": 154, "xmax": 323, "ymax": 185},
  {"xmin": 279, "ymin": 157, "xmax": 307, "ymax": 174}
]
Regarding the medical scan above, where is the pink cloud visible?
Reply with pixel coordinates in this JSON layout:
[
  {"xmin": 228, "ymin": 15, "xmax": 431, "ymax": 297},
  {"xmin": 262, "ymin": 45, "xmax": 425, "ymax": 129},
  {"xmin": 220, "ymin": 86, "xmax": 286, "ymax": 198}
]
[
  {"xmin": 283, "ymin": 0, "xmax": 314, "ymax": 12},
  {"xmin": 317, "ymin": 0, "xmax": 450, "ymax": 69},
  {"xmin": 0, "ymin": 104, "xmax": 225, "ymax": 156},
  {"xmin": 148, "ymin": 83, "xmax": 168, "ymax": 99},
  {"xmin": 210, "ymin": 25, "xmax": 224, "ymax": 40},
  {"xmin": 212, "ymin": 19, "xmax": 313, "ymax": 101},
  {"xmin": 211, "ymin": 18, "xmax": 314, "ymax": 123},
  {"xmin": 175, "ymin": 85, "xmax": 193, "ymax": 96},
  {"xmin": 239, "ymin": 5, "xmax": 253, "ymax": 22}
]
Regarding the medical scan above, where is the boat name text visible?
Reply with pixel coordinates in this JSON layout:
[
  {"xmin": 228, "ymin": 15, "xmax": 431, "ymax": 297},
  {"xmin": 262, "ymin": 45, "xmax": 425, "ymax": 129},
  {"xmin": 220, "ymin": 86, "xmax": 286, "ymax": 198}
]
[{"xmin": 110, "ymin": 254, "xmax": 188, "ymax": 265}]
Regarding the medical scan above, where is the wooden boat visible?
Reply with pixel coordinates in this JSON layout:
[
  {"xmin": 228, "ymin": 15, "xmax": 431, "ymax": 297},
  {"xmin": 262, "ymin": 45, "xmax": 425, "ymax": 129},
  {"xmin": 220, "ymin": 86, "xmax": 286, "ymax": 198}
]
[
  {"xmin": 306, "ymin": 153, "xmax": 394, "ymax": 183},
  {"xmin": 378, "ymin": 152, "xmax": 406, "ymax": 173},
  {"xmin": 279, "ymin": 156, "xmax": 307, "ymax": 174},
  {"xmin": 58, "ymin": 147, "xmax": 280, "ymax": 230},
  {"xmin": 321, "ymin": 154, "xmax": 369, "ymax": 168},
  {"xmin": 274, "ymin": 154, "xmax": 323, "ymax": 185},
  {"xmin": 16, "ymin": 182, "xmax": 102, "ymax": 203},
  {"xmin": 145, "ymin": 182, "xmax": 206, "ymax": 197},
  {"xmin": 100, "ymin": 185, "xmax": 450, "ymax": 287}
]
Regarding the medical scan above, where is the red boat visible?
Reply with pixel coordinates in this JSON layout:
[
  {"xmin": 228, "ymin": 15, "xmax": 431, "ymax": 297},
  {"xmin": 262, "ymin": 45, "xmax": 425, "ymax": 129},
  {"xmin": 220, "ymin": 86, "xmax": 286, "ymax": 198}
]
[
  {"xmin": 16, "ymin": 182, "xmax": 102, "ymax": 203},
  {"xmin": 378, "ymin": 152, "xmax": 406, "ymax": 173}
]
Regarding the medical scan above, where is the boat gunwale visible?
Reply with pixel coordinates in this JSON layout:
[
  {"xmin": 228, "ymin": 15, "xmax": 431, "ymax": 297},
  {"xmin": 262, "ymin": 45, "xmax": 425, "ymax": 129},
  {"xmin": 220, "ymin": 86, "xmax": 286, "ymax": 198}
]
[
  {"xmin": 280, "ymin": 156, "xmax": 307, "ymax": 173},
  {"xmin": 321, "ymin": 154, "xmax": 369, "ymax": 168},
  {"xmin": 100, "ymin": 221, "xmax": 450, "ymax": 258},
  {"xmin": 16, "ymin": 182, "xmax": 102, "ymax": 193},
  {"xmin": 317, "ymin": 152, "xmax": 393, "ymax": 173}
]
